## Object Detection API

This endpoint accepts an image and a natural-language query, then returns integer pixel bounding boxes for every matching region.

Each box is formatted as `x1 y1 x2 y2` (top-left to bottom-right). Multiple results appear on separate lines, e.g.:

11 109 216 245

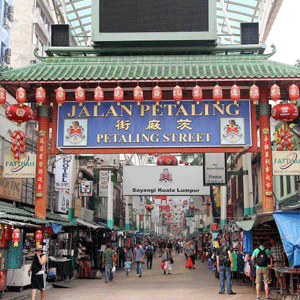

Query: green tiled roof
2 53 300 82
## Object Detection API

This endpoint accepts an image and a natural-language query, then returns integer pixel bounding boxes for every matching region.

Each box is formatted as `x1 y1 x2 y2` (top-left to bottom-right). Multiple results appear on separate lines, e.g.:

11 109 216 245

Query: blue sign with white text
57 100 252 148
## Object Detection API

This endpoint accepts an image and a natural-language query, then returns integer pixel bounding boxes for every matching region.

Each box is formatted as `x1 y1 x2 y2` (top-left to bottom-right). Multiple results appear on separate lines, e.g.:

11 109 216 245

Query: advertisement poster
3 153 36 178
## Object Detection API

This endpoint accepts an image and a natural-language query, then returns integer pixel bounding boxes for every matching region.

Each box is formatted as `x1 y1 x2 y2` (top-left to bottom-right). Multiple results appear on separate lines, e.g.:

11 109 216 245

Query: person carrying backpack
216 239 236 295
145 242 154 269
251 240 273 300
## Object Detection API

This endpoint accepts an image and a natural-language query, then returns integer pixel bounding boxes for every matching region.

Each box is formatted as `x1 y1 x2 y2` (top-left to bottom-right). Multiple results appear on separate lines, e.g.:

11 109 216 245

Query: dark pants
147 255 153 269
190 254 196 265
219 266 232 294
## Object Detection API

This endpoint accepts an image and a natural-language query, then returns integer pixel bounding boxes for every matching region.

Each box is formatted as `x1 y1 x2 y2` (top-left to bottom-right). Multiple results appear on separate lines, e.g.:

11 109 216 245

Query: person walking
28 245 47 300
163 241 174 274
185 241 196 268
251 240 273 300
133 242 145 277
124 257 132 276
270 237 287 292
145 242 154 269
216 239 236 295
102 243 117 283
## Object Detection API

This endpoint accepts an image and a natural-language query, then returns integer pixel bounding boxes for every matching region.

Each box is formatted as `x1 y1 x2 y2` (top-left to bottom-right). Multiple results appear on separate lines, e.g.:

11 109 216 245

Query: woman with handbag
163 241 174 274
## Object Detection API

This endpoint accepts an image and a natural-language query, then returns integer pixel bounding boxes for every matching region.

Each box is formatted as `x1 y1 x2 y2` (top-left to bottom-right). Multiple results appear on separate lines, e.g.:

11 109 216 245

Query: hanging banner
123 166 210 196
203 153 227 185
99 170 109 197
57 100 252 149
272 151 300 175
55 155 74 190
3 153 36 178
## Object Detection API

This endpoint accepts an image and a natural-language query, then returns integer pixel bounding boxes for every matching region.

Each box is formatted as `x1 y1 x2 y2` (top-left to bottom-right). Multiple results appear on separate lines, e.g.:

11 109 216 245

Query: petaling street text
66 102 240 118
97 133 212 144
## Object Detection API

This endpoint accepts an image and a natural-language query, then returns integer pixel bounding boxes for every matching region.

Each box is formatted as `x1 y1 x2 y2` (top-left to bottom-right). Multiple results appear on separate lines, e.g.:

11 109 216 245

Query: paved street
42 253 256 300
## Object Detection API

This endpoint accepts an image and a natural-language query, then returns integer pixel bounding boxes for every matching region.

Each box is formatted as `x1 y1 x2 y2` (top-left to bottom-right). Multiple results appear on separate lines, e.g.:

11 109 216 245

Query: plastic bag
185 256 194 269
112 266 116 273
161 261 165 270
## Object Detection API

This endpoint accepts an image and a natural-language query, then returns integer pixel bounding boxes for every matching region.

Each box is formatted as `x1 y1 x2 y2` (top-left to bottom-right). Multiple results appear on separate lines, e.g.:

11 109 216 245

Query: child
124 258 132 276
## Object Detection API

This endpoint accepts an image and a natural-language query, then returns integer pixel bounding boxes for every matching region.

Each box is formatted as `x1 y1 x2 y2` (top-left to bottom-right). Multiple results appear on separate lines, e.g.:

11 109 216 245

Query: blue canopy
273 211 300 268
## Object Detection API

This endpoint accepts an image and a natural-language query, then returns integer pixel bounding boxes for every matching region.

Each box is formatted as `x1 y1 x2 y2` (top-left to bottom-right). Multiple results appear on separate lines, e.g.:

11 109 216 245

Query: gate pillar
259 82 274 213
34 95 50 220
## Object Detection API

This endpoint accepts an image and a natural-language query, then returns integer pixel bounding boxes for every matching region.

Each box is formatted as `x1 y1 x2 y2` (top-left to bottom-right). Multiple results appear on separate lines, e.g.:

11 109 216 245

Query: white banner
55 191 70 214
132 196 145 214
99 170 109 197
203 153 227 185
272 151 300 175
3 153 36 178
55 155 74 190
123 166 210 196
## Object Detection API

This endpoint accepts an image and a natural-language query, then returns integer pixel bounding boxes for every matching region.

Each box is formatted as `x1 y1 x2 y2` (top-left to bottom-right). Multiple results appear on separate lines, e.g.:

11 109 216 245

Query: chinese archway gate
1 45 300 219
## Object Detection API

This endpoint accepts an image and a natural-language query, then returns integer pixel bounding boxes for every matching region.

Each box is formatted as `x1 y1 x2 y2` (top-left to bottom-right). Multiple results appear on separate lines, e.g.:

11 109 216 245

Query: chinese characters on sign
262 129 273 196
36 135 46 197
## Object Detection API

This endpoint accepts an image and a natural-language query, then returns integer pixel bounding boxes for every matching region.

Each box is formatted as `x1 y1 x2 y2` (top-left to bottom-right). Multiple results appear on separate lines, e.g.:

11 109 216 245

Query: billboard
123 166 210 196
203 153 227 185
272 151 300 175
3 153 36 178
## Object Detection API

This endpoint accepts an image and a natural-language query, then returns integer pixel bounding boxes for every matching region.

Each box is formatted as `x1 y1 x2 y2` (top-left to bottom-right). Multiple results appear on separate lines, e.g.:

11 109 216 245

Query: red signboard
226 205 234 219
36 135 46 197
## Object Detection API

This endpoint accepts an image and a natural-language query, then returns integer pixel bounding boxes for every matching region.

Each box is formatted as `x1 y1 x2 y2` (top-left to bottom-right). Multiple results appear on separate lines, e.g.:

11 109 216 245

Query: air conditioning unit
4 56 10 64
7 6 14 22
4 48 11 57
2 18 10 29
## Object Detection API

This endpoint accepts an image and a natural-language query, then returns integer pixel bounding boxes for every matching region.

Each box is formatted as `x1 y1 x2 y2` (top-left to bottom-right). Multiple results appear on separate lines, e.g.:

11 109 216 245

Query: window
280 176 284 197
287 175 291 194
22 178 35 205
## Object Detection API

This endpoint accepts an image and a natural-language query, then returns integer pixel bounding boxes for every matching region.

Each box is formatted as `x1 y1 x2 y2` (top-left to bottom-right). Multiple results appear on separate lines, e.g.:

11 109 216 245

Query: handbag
185 256 194 269
161 261 165 270
111 266 116 273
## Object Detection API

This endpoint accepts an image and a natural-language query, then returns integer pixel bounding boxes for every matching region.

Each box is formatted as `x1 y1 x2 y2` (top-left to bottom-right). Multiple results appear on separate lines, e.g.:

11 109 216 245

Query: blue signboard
57 100 252 149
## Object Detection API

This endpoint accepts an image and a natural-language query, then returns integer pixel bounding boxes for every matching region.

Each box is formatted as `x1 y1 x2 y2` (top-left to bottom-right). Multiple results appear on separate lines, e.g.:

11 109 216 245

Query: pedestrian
28 245 47 300
124 257 132 276
145 242 154 269
163 241 174 275
102 243 117 283
270 237 287 292
216 239 236 295
185 241 196 268
251 240 273 300
124 247 133 261
133 242 145 277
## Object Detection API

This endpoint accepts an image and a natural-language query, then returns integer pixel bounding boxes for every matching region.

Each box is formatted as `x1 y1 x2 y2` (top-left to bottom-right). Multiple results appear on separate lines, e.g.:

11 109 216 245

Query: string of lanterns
0 83 299 108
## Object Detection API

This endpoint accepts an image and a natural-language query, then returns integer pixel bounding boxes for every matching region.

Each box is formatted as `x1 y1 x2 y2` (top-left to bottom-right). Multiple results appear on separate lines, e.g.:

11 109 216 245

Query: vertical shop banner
36 135 46 197
55 155 74 190
99 170 109 197
203 153 227 185
3 153 36 178
0 167 22 202
262 131 273 196
79 181 93 196
74 197 82 218
55 191 70 214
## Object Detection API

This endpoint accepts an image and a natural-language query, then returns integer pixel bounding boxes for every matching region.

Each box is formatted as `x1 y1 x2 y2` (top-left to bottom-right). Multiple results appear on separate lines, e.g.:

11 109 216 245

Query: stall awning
235 219 255 231
273 211 300 268
77 219 104 229
0 219 40 228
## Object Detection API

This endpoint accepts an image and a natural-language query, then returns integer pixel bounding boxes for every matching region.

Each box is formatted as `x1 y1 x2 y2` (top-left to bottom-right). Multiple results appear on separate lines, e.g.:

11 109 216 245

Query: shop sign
55 155 74 190
262 130 273 196
79 181 93 196
57 100 252 149
123 166 210 196
3 153 36 178
203 153 227 185
272 151 300 175
36 134 46 197
99 170 108 197
227 204 234 219
55 191 70 214
74 197 81 218
0 167 22 202
216 186 221 207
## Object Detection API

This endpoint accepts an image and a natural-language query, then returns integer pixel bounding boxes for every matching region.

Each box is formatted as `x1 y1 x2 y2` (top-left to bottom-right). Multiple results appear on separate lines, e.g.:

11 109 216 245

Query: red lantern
36 87 46 106
213 85 222 104
249 84 259 105
134 85 143 105
0 87 6 105
5 104 33 124
157 155 178 166
289 84 299 104
185 162 189 166
75 87 85 106
179 160 183 164
56 87 66 106
16 87 26 106
114 86 123 105
271 102 299 122
192 85 202 104
12 228 21 247
173 85 183 104
152 85 162 105
189 205 195 210
35 230 43 246
146 205 154 211
94 86 104 105
154 153 159 157
183 200 188 205
230 84 240 105
270 84 280 102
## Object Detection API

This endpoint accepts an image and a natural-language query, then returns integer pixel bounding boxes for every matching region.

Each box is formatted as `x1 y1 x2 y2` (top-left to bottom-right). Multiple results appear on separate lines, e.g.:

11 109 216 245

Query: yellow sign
216 186 221 207
74 197 81 218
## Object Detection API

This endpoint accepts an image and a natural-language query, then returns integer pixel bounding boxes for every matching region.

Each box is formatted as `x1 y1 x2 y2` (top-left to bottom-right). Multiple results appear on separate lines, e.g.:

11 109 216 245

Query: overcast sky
266 0 300 65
